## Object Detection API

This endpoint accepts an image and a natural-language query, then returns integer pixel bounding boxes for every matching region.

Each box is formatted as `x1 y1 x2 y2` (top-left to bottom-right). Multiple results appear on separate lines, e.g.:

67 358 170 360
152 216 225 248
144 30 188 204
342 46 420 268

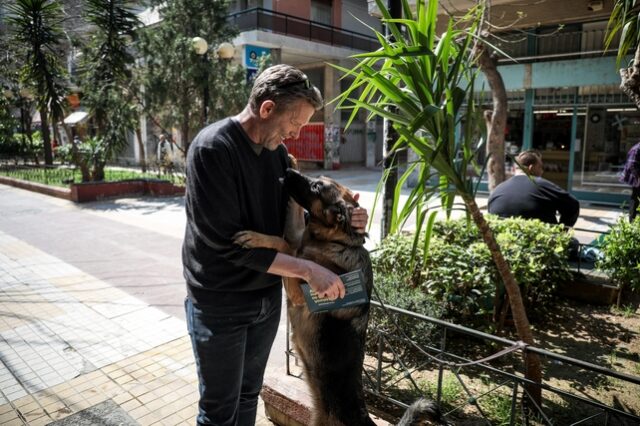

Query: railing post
510 381 519 426
376 332 383 393
437 326 446 404
285 313 291 376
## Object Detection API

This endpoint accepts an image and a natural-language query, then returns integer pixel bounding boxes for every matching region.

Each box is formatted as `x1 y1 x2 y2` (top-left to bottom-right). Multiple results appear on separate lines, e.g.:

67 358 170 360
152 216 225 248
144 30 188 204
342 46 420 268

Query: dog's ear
324 201 358 236
326 204 347 224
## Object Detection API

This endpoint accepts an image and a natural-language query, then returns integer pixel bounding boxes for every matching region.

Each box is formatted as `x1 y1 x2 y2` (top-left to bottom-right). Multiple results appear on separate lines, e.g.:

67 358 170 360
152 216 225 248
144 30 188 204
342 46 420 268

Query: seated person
488 150 580 228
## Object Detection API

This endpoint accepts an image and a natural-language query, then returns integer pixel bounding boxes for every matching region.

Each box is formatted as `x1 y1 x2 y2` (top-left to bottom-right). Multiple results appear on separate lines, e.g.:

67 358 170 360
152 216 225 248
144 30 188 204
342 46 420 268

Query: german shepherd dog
234 168 448 426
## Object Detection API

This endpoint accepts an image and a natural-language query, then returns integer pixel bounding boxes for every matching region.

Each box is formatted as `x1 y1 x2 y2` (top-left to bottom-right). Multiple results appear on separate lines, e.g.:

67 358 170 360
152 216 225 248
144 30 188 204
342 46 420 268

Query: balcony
227 7 379 52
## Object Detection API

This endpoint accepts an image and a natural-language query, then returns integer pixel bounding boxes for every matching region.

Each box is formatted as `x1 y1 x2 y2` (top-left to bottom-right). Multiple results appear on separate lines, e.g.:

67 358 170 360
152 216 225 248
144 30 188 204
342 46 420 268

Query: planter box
0 175 71 200
558 273 620 305
70 179 184 202
0 175 184 203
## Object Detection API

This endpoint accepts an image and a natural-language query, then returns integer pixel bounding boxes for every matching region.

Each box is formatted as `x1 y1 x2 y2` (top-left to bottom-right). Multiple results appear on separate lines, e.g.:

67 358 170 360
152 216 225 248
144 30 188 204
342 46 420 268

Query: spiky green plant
6 0 68 165
77 0 141 181
605 0 640 108
335 0 542 405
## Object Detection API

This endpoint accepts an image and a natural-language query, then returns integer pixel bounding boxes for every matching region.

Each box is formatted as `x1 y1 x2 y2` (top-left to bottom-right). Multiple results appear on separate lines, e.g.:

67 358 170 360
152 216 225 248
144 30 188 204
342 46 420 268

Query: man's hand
306 262 346 300
351 193 369 234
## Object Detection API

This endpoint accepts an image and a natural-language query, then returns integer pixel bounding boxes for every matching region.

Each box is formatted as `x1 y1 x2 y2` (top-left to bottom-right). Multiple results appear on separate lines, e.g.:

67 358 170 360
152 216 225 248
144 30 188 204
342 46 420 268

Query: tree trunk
475 43 507 192
619 44 640 108
135 127 147 172
181 114 190 154
71 137 91 182
462 194 542 406
40 107 54 165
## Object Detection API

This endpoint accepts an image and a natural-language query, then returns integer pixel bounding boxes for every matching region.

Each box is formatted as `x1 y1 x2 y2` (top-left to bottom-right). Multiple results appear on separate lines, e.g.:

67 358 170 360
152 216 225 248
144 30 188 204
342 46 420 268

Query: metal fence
286 301 640 425
0 160 185 187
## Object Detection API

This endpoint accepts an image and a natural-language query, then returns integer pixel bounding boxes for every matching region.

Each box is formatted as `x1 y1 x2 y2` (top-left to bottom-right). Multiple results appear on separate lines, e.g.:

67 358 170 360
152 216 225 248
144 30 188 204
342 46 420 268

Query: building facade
468 0 636 205
225 0 385 169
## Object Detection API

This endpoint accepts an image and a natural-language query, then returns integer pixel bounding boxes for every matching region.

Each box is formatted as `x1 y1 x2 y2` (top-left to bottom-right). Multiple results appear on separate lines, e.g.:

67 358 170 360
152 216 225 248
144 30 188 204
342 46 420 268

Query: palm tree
606 0 640 108
77 0 141 181
335 0 542 405
7 0 67 166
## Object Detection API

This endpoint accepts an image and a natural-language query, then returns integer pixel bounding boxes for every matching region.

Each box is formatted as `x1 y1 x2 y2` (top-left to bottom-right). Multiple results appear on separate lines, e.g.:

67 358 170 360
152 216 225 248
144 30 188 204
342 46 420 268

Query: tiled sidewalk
0 230 273 425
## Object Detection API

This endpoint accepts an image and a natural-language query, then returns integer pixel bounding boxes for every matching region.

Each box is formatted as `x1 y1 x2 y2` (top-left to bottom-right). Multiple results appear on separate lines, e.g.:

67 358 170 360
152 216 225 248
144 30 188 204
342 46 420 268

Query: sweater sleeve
186 143 276 273
540 179 580 227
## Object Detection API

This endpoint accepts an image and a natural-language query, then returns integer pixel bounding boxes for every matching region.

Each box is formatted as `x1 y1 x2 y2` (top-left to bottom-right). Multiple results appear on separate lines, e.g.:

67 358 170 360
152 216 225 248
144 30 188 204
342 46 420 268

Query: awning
63 111 89 125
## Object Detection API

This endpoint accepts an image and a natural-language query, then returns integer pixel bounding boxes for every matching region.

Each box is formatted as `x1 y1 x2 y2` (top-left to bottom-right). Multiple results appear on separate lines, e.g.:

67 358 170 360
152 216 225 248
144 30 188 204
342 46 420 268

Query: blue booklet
300 269 369 313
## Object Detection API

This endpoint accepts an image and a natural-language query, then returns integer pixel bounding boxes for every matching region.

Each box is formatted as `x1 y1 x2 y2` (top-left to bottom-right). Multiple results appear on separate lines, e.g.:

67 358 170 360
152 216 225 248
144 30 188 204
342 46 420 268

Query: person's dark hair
248 64 324 114
517 150 542 168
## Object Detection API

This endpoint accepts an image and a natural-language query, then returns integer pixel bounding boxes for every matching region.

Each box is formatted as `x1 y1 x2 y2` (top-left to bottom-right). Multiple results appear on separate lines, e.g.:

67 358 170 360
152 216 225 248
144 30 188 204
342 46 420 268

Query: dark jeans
185 285 282 426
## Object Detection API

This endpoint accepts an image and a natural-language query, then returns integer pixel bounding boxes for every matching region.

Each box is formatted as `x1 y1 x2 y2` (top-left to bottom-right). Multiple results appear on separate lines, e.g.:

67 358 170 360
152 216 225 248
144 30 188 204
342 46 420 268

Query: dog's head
283 168 363 244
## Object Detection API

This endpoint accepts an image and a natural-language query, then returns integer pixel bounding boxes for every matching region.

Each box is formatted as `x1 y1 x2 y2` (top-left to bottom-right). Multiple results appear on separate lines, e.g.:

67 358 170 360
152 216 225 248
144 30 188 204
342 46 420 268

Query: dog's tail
397 398 450 426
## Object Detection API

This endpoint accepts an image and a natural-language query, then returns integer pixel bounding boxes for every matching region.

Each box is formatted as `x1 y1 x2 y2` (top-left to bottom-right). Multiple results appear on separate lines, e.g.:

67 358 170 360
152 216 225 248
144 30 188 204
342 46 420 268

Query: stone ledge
261 374 391 426
559 273 620 305
0 175 184 203
0 175 72 200
261 374 311 426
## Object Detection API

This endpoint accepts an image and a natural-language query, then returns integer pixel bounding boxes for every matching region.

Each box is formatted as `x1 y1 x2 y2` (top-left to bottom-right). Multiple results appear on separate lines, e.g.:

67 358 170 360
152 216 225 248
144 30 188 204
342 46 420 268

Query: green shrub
596 216 640 293
12 131 43 159
369 271 442 351
371 216 572 324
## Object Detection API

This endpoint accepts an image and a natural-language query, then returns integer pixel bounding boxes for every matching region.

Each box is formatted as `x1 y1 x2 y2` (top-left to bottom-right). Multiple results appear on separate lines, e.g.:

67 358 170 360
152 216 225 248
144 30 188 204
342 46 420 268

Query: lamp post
192 37 235 125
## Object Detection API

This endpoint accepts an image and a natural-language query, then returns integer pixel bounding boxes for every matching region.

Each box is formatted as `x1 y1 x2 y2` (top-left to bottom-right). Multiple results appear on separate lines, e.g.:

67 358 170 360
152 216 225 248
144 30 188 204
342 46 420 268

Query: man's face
260 99 316 151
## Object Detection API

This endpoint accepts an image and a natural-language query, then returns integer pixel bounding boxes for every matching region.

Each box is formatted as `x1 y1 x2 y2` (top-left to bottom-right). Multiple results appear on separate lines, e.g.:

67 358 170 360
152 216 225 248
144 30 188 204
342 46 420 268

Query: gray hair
516 150 542 167
248 64 324 114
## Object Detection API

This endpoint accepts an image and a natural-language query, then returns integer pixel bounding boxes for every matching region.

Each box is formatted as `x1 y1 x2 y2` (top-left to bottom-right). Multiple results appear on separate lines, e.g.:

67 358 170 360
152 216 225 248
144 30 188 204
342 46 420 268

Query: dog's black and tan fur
234 166 447 426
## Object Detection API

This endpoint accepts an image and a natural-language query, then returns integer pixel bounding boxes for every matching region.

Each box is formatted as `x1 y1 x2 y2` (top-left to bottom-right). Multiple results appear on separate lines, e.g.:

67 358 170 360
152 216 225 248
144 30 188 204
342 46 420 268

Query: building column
323 64 341 169
270 48 281 65
567 89 579 191
523 89 534 150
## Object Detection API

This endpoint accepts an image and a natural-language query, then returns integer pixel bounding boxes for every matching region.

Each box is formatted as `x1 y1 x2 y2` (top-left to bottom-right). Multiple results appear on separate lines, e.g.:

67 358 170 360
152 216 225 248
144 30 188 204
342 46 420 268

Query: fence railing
286 301 640 424
0 160 185 187
226 7 379 52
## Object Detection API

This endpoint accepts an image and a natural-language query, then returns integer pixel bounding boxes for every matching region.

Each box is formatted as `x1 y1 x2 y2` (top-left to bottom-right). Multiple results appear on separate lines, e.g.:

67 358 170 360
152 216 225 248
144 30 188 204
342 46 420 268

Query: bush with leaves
12 131 43 161
596 216 640 293
371 216 572 325
368 271 442 354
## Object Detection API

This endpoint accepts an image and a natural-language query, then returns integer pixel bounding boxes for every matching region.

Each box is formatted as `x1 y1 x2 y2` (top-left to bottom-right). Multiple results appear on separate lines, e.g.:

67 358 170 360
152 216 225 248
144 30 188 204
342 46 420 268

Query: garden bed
361 293 640 425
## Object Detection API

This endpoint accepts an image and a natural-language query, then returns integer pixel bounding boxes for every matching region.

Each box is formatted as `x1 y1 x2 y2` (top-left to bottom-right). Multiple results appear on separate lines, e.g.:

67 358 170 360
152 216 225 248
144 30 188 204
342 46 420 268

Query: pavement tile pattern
0 230 273 425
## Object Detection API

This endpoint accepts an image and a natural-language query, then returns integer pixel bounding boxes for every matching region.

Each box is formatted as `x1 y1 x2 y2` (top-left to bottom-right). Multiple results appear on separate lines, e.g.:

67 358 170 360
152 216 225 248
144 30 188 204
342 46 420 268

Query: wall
476 56 627 92
342 0 379 35
273 0 310 19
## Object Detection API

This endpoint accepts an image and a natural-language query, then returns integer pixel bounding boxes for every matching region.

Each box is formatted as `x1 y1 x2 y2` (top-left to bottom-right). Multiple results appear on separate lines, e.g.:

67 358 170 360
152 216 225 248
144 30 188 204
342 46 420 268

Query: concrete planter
70 179 184 202
0 175 184 203
558 273 620 305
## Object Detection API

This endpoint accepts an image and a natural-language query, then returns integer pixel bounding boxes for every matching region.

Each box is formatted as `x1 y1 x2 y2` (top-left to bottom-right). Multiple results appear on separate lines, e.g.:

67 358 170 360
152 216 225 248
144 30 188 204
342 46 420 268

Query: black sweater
488 175 580 227
182 118 289 304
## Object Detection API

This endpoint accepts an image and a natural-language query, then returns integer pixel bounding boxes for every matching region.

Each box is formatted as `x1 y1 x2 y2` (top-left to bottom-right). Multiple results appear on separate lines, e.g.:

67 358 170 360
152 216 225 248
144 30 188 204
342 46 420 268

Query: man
620 141 640 221
182 64 368 426
156 134 175 174
488 150 580 227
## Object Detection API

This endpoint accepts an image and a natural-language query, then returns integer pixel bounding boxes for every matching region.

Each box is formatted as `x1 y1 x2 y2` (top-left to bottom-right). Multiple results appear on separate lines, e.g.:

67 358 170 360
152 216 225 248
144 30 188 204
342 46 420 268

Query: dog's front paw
233 230 260 248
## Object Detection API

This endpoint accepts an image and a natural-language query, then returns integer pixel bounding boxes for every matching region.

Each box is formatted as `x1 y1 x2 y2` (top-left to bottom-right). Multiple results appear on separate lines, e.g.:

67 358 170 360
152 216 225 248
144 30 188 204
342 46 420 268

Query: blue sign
245 45 271 69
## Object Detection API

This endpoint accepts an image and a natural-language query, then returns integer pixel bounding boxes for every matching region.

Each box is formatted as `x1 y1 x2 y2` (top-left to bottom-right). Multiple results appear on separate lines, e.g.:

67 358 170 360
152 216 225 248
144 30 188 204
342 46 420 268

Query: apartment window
311 0 332 26
229 0 262 13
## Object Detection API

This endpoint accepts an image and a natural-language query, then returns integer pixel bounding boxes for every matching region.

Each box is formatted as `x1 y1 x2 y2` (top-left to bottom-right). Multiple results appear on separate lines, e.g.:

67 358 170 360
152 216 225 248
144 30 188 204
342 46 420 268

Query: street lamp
192 37 235 125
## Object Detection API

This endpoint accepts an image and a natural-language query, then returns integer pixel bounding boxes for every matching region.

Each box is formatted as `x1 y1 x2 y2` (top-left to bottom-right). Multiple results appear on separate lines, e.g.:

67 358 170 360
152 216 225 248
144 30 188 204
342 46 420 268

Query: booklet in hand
300 269 369 313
